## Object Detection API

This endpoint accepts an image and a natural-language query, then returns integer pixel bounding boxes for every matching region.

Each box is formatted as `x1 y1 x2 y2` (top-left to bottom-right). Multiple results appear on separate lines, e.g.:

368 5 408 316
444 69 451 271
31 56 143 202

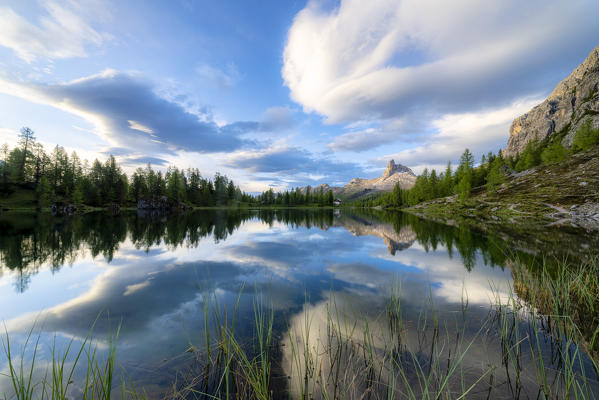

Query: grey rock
299 159 417 200
137 196 170 210
504 45 599 157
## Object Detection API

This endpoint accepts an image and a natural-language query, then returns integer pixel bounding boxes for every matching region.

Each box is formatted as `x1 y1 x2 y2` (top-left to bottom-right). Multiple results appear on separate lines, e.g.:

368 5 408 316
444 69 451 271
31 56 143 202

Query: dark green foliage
255 185 335 207
458 171 471 203
36 176 53 209
353 148 508 208
17 127 35 181
540 141 566 165
515 140 542 171
485 156 505 194
571 118 599 152
360 118 597 209
0 127 252 209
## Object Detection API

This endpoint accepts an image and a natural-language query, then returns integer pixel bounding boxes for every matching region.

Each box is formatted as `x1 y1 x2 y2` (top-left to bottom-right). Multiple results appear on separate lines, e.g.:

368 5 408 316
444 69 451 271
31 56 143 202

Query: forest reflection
0 208 535 293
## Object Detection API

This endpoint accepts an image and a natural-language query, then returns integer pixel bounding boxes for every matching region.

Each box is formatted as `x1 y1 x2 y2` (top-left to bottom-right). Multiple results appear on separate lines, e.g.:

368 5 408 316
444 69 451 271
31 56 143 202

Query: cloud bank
283 0 599 125
0 70 260 155
227 146 367 186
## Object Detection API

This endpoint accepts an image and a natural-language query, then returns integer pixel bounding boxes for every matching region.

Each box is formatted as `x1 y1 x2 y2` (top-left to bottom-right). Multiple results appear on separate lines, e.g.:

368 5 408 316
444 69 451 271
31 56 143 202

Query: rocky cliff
301 160 416 200
504 45 599 157
343 160 416 194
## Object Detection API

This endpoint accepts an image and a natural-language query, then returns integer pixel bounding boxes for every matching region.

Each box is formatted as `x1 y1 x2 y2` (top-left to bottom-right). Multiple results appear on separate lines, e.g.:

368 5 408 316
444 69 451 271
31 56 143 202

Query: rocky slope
504 45 599 157
303 160 416 200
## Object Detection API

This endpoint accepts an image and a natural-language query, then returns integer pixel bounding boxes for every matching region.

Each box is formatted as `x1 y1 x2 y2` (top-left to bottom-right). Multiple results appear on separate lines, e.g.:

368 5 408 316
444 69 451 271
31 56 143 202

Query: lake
0 209 597 399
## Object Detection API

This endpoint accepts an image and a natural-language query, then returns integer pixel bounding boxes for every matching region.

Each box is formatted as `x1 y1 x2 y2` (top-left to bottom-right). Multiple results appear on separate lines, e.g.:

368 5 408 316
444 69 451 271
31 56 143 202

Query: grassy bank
0 187 342 214
403 147 599 259
3 259 599 399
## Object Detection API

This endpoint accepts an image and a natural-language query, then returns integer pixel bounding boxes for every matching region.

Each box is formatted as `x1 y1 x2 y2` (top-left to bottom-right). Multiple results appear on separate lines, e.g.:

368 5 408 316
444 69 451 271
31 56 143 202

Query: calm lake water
0 209 597 399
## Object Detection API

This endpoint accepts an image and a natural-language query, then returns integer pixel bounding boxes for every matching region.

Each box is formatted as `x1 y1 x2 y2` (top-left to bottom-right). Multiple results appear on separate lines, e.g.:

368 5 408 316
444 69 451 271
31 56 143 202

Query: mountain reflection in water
0 209 596 398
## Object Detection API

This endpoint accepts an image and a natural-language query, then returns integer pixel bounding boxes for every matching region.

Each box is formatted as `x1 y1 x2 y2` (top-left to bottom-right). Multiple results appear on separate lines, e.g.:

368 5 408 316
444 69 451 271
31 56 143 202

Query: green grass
1 315 143 400
0 188 37 211
3 261 599 399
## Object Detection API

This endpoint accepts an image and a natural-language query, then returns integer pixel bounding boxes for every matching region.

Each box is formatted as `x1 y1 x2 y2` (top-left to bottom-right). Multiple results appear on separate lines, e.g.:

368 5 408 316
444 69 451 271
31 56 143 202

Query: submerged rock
137 196 170 210
51 202 75 216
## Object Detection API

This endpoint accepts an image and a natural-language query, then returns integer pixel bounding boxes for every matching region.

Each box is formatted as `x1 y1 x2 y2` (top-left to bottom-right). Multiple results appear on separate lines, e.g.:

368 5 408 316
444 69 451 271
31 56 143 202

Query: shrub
515 140 542 171
541 141 566 165
571 118 599 152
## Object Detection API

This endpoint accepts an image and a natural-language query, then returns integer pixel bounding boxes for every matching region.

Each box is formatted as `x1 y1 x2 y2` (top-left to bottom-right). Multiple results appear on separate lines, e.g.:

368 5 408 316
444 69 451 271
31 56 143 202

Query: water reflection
0 209 595 398
0 209 533 294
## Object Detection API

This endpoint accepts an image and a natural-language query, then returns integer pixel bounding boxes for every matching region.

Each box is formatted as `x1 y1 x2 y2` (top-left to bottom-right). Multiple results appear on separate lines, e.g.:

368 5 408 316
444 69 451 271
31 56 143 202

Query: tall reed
3 258 599 399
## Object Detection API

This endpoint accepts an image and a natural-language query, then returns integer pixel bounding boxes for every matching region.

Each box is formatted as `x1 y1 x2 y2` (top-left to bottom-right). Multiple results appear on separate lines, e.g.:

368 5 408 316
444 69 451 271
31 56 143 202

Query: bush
571 118 599 152
541 142 566 165
515 140 542 171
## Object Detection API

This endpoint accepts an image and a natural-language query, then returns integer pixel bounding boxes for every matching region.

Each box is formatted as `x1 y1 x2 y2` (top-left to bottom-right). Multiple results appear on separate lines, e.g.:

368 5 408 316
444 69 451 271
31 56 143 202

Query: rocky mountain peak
298 159 417 200
382 159 415 179
504 45 599 157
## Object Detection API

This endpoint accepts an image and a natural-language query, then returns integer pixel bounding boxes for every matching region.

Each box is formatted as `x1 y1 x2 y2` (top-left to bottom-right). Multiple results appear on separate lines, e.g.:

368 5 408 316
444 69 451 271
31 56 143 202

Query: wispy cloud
0 1 108 62
371 98 542 173
196 63 240 90
328 126 404 152
285 0 599 169
0 70 260 156
284 0 599 125
260 106 297 132
227 145 368 186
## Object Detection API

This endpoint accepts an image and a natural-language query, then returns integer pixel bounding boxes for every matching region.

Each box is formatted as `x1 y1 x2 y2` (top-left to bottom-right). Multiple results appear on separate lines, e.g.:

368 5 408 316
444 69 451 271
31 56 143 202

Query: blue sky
1 0 598 191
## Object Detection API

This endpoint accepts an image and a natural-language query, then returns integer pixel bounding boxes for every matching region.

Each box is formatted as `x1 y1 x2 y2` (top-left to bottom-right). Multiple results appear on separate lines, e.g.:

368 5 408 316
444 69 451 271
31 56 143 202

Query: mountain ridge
301 160 416 200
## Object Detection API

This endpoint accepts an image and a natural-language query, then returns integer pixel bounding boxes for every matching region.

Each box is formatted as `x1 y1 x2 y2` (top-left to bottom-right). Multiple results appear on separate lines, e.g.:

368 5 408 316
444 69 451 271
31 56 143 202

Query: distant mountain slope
302 160 416 200
504 45 599 157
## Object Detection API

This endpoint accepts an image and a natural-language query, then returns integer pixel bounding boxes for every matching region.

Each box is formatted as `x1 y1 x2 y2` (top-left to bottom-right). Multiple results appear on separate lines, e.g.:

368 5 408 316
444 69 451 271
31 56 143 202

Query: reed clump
3 259 599 399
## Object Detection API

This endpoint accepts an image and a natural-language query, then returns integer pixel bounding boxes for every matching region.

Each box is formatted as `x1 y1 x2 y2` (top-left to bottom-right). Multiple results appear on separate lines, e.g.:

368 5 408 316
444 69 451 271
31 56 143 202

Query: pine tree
37 175 53 209
18 127 35 182
326 190 334 205
72 178 85 206
441 161 453 196
458 170 471 204
486 157 505 194
0 143 9 188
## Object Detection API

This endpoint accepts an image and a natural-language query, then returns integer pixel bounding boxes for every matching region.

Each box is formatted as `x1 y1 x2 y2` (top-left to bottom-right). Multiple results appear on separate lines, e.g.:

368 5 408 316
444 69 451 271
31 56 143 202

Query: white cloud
283 0 599 126
328 125 404 152
196 63 240 90
0 1 107 62
0 70 255 155
373 97 541 173
260 106 297 131
128 120 155 135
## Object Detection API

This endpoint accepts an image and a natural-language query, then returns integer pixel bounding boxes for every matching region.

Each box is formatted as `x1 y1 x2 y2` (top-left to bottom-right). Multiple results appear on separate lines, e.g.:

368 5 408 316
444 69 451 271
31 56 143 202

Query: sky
0 0 598 192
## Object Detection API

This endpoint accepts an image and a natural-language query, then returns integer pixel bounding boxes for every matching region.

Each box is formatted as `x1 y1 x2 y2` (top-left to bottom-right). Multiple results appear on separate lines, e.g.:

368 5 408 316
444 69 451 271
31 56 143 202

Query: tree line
0 127 252 209
355 117 599 208
256 185 335 206
0 207 512 292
